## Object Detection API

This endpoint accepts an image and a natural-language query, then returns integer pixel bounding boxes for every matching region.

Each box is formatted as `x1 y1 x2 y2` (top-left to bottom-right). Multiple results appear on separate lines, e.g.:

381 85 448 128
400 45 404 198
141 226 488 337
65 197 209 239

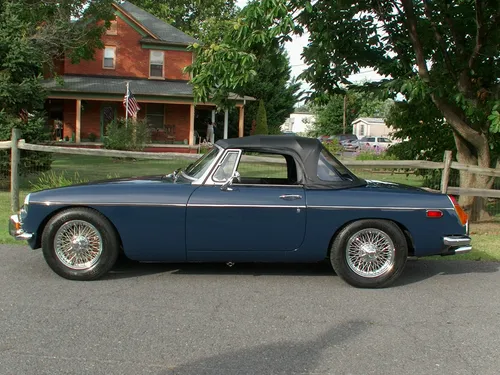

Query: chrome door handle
279 194 302 200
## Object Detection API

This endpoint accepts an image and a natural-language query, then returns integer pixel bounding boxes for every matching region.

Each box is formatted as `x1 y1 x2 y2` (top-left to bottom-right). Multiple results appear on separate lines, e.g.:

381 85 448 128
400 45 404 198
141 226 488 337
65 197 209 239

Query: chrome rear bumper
9 214 33 241
441 235 472 256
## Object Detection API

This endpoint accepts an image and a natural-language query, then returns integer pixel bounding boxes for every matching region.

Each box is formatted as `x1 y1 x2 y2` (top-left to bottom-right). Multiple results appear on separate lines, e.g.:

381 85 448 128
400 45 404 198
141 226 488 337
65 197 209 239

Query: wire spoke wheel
54 220 103 270
345 228 396 278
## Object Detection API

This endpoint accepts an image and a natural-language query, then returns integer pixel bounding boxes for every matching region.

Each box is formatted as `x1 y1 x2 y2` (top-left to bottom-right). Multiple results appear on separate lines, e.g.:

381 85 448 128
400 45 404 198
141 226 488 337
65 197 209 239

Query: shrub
88 132 97 142
253 100 268 135
103 118 151 151
322 139 343 155
30 171 88 191
0 113 53 182
355 148 398 160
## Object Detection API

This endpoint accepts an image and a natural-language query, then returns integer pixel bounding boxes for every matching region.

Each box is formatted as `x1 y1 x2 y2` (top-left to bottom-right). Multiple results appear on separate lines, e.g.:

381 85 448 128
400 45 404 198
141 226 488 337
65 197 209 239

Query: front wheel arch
41 206 122 280
35 206 124 253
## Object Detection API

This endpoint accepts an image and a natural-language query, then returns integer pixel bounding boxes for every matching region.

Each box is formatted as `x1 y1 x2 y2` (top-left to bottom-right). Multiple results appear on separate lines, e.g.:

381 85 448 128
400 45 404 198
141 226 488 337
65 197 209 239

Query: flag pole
125 82 129 128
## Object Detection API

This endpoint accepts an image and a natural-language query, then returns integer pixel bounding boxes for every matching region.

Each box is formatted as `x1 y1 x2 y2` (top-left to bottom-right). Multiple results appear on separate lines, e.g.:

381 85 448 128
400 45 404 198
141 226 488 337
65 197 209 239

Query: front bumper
441 235 472 256
9 214 33 241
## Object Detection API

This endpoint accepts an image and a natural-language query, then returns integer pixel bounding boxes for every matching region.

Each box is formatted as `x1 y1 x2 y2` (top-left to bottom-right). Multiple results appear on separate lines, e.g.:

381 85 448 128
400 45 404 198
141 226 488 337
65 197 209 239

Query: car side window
235 151 298 185
212 151 239 182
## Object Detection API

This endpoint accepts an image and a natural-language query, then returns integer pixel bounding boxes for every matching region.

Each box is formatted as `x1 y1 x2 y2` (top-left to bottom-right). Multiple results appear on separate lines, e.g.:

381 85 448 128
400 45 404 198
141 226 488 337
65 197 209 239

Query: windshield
183 147 220 179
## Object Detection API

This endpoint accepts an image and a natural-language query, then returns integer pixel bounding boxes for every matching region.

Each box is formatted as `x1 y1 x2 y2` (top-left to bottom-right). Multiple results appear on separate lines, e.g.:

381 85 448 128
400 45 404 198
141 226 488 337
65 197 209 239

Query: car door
185 149 307 254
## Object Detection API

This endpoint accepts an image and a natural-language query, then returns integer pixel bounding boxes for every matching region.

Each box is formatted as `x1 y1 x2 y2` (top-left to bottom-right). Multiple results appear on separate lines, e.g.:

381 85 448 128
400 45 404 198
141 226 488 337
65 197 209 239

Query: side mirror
220 171 240 191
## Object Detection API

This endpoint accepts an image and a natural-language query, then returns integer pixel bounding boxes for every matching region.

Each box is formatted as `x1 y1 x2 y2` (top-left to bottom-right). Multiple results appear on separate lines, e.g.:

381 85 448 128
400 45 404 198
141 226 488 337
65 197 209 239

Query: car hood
27 173 194 205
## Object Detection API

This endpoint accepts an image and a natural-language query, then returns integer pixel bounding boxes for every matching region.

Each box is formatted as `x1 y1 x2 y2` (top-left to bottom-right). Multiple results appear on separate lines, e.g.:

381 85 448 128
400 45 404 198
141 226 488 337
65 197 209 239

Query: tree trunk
453 132 493 222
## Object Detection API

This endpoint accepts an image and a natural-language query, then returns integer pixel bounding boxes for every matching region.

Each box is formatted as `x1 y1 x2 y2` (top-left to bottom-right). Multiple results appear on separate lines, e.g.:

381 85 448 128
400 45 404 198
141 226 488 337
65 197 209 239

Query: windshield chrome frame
203 149 242 186
181 144 226 185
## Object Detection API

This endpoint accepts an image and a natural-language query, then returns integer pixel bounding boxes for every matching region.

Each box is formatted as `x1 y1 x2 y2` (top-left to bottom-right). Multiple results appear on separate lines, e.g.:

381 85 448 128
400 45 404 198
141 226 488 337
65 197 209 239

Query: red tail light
448 195 468 226
426 210 443 218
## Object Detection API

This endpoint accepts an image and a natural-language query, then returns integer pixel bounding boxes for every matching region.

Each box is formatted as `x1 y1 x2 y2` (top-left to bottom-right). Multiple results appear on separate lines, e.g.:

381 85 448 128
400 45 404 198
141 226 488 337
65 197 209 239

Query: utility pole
343 94 347 133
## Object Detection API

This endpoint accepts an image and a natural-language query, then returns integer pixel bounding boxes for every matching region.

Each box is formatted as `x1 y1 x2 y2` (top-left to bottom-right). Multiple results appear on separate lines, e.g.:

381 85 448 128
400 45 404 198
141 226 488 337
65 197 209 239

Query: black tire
330 219 408 288
41 208 120 281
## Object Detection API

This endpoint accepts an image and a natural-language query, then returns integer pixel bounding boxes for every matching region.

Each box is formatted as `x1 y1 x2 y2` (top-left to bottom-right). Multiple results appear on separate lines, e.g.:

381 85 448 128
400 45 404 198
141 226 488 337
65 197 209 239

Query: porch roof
41 75 255 104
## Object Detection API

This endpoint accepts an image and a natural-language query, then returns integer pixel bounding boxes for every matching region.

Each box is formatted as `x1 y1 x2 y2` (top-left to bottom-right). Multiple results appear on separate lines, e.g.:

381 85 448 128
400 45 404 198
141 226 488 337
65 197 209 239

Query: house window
150 51 164 78
360 124 365 136
106 19 117 35
103 46 116 69
146 103 164 128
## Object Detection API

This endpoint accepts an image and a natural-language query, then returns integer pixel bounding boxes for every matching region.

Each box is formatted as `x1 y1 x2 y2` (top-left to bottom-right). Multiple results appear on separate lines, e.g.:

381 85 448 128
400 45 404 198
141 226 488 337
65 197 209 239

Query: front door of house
100 104 117 140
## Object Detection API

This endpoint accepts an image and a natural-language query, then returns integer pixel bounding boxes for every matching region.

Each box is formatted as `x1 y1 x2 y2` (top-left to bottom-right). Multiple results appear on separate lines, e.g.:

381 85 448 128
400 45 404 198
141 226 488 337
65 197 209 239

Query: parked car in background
359 136 393 150
334 134 358 143
340 139 360 151
10 135 471 288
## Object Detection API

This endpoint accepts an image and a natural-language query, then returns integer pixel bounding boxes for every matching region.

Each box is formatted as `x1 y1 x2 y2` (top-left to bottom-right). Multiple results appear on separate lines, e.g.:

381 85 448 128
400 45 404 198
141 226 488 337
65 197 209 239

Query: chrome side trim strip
33 202 456 211
34 201 186 208
309 205 456 211
188 204 307 209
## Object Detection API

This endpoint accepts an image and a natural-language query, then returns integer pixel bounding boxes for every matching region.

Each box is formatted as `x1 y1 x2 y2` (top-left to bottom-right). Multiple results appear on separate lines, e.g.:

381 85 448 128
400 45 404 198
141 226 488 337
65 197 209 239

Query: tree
253 100 268 135
0 0 115 180
308 94 358 136
186 0 500 221
132 0 300 136
308 92 394 137
387 98 456 162
386 97 458 189
234 45 302 135
130 0 239 42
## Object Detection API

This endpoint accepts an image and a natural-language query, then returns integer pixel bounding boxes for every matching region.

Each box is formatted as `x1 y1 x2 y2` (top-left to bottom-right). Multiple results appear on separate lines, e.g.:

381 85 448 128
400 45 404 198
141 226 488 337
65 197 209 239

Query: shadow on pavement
105 257 499 288
393 258 500 287
105 259 335 280
160 320 368 375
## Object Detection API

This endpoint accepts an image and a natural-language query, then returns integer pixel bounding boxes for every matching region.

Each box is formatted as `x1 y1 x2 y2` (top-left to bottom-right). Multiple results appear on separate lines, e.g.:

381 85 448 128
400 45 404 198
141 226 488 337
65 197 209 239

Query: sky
235 0 384 94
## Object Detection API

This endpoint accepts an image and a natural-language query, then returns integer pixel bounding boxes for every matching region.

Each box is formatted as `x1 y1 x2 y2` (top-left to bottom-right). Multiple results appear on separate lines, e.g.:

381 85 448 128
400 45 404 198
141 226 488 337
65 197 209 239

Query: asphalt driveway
1 245 499 375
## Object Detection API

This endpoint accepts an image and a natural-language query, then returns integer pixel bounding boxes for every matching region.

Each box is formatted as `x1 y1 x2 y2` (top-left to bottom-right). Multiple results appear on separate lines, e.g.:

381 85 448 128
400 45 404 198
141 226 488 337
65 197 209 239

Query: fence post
10 128 21 213
440 150 453 194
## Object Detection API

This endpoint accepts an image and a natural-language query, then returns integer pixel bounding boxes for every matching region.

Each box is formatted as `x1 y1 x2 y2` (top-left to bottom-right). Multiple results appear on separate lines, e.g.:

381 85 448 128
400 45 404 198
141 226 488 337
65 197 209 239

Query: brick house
42 1 251 150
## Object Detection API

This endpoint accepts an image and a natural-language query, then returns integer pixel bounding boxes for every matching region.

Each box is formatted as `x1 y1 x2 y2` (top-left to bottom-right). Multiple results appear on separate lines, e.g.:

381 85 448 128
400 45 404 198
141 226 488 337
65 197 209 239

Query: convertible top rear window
317 149 353 182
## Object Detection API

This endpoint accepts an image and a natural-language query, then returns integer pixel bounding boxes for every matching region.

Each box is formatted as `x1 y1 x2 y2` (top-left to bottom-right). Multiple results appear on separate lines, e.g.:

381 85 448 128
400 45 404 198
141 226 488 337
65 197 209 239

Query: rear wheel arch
327 218 411 288
327 218 414 258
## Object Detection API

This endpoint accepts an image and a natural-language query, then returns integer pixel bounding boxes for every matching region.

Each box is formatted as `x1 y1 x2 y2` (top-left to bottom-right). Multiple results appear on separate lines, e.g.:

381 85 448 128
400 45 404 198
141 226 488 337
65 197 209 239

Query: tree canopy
0 0 114 130
130 0 240 42
0 0 115 176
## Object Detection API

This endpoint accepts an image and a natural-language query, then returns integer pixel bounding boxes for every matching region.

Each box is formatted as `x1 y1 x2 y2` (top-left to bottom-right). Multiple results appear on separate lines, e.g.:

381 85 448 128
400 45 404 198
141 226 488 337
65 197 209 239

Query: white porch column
211 110 216 124
75 99 81 143
238 105 244 138
189 104 195 146
223 109 229 139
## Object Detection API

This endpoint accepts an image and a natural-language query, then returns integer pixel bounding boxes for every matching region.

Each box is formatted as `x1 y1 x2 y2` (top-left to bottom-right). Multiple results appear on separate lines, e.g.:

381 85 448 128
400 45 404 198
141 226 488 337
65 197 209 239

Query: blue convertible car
9 135 471 288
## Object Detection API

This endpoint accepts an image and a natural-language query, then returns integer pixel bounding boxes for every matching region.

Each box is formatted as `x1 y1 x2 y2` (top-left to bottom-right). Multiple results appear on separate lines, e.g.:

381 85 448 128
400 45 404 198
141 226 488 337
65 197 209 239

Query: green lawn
1 155 499 261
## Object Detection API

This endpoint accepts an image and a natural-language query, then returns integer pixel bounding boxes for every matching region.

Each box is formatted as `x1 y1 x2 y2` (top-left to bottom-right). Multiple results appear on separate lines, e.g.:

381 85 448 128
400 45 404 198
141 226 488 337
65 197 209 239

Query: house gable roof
114 1 199 46
352 117 386 125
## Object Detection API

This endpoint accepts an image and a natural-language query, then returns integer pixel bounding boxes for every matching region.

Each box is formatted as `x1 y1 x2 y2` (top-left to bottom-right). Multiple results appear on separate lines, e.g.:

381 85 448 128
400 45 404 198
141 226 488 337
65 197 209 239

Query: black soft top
216 135 366 189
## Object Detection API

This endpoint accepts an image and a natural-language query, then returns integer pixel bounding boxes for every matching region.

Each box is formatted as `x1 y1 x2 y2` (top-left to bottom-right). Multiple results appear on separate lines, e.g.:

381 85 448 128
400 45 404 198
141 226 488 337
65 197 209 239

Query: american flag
123 83 140 118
